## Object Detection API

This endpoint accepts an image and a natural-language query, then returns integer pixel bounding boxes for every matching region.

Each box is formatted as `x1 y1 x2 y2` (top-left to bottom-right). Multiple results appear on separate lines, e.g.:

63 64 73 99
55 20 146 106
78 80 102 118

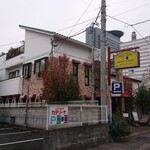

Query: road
0 127 43 150
87 130 150 150
0 126 150 150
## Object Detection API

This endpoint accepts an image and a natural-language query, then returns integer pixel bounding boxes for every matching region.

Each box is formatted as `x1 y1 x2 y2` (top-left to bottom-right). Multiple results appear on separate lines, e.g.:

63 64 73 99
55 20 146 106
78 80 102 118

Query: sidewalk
130 125 150 136
87 125 150 150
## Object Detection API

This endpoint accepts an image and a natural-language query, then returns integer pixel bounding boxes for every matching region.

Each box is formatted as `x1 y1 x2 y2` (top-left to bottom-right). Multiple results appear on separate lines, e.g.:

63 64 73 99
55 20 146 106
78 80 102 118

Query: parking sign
111 82 124 94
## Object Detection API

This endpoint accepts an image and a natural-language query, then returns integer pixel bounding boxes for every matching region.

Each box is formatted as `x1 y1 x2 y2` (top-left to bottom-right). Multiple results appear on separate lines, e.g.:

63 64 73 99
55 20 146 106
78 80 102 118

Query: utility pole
92 45 95 101
90 23 95 101
100 0 106 121
24 84 29 127
100 0 106 105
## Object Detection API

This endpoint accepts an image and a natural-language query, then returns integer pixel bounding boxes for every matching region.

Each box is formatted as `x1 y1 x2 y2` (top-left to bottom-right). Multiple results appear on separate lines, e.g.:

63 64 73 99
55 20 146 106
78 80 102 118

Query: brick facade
22 59 92 101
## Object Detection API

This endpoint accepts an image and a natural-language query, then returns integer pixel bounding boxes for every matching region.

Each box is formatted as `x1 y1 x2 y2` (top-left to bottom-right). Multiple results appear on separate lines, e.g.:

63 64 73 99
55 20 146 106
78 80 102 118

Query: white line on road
0 138 44 146
0 128 12 130
0 131 31 136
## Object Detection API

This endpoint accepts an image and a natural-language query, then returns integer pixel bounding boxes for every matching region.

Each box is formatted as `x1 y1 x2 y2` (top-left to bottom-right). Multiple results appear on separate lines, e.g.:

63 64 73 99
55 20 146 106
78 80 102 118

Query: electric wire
56 17 96 32
51 0 96 55
110 3 150 18
1 1 150 50
143 0 150 8
69 7 101 39
66 0 95 37
107 15 150 46
131 19 150 26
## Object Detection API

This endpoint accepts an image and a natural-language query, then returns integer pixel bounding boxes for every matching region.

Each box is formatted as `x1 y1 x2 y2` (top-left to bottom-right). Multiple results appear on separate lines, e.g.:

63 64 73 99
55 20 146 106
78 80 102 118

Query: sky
0 0 150 53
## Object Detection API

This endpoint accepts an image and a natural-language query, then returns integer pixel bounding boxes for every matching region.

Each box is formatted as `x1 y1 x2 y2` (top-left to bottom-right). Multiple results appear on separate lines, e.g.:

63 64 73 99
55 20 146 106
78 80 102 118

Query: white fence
0 102 46 108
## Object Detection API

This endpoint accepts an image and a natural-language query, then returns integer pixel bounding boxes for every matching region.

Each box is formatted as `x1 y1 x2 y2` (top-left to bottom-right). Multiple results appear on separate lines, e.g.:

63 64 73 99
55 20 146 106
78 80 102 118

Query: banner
49 106 68 125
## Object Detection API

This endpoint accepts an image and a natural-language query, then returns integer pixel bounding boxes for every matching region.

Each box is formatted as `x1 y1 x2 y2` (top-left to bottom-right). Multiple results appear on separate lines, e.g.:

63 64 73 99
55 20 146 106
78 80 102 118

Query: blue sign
111 82 124 94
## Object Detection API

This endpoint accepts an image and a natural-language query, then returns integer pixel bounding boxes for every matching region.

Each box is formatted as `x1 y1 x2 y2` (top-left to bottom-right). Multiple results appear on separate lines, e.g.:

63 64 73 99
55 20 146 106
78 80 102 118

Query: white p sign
112 82 124 94
114 83 120 90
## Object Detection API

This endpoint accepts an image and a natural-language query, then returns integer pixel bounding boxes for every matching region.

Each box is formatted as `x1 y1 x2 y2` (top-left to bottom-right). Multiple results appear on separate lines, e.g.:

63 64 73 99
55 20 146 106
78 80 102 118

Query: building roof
111 73 142 83
19 25 92 49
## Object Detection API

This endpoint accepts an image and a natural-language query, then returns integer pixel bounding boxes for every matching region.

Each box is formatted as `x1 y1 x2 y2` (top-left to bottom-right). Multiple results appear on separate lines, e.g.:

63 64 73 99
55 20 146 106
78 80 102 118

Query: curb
130 130 150 137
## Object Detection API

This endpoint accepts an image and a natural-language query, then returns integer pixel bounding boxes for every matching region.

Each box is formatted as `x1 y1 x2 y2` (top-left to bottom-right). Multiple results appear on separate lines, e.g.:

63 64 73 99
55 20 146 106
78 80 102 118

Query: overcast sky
0 0 150 53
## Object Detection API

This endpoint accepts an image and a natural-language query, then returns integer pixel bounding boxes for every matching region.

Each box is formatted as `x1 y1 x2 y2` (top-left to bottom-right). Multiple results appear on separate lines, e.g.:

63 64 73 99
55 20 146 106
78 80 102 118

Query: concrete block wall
0 105 107 129
0 107 47 129
43 124 109 150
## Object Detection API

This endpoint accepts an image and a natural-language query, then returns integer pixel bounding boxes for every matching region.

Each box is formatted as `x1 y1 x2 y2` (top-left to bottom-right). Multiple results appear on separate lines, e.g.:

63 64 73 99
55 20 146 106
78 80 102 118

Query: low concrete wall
43 124 109 150
0 105 108 130
0 107 47 129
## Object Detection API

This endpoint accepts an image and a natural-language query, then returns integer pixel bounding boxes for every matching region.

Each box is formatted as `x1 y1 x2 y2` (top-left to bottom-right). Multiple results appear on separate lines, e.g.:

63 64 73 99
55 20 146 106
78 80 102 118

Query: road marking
0 138 44 146
0 131 31 136
0 128 12 130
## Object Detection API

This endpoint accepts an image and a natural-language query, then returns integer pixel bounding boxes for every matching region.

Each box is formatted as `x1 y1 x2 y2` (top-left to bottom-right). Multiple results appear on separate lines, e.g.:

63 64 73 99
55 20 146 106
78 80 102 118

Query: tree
41 55 81 103
133 85 150 113
134 69 150 113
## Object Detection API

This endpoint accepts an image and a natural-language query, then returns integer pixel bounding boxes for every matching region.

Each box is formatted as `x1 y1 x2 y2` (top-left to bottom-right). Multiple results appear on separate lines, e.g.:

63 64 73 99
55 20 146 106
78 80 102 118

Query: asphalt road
87 130 150 150
0 127 43 150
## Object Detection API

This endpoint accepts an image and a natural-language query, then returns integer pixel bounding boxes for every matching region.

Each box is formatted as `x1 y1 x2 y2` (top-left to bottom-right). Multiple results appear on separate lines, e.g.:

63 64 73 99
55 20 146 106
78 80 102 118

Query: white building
0 26 141 104
0 25 93 103
121 32 150 81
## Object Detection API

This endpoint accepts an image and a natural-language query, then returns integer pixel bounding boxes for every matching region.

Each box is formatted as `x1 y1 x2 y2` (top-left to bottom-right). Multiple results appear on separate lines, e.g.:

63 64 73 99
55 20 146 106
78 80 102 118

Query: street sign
111 82 124 94
114 51 140 69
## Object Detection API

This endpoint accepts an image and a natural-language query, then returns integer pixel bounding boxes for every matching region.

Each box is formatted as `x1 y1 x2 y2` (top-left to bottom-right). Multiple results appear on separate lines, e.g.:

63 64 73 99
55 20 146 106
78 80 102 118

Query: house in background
0 25 95 103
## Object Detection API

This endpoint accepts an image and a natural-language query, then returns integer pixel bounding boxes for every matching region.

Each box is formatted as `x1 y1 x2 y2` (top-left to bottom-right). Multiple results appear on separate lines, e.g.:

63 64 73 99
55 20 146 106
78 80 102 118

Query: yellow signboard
114 51 140 69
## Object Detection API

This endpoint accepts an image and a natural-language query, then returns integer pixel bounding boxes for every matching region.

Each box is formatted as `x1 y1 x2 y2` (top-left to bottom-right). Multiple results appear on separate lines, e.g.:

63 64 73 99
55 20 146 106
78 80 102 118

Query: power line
52 0 97 55
0 41 22 48
0 17 97 50
143 0 150 8
131 19 150 26
53 6 102 55
110 3 149 18
107 15 150 46
66 0 95 37
56 17 96 32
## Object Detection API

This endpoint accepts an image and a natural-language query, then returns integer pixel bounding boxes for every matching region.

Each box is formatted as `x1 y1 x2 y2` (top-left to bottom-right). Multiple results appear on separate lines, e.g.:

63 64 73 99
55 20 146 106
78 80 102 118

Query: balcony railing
0 77 23 96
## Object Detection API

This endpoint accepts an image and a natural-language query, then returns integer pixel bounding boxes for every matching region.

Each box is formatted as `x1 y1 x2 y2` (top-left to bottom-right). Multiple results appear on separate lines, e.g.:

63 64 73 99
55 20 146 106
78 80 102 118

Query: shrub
109 114 131 141
133 85 150 113
41 55 81 102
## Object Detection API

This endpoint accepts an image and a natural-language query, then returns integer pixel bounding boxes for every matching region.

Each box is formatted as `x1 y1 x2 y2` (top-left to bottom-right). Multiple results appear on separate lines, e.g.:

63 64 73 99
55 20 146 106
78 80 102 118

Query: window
73 63 78 82
34 57 48 75
9 70 20 79
23 63 32 78
85 65 89 86
128 69 134 75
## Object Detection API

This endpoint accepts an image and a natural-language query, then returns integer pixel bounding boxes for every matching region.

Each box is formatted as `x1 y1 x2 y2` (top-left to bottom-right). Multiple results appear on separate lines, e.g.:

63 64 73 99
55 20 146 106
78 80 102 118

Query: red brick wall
22 61 92 100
